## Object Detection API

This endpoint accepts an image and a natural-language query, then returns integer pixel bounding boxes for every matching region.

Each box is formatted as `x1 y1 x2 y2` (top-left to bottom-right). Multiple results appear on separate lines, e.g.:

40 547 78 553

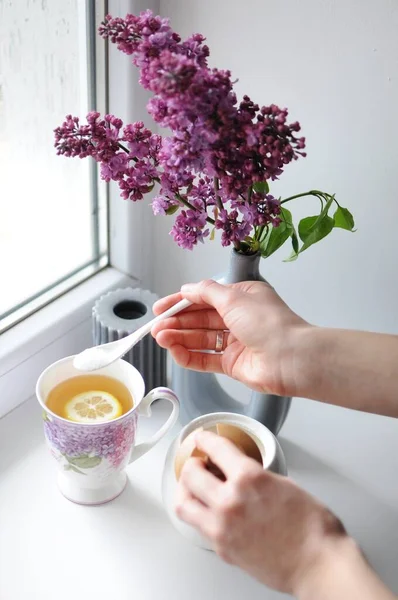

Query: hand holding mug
176 430 350 597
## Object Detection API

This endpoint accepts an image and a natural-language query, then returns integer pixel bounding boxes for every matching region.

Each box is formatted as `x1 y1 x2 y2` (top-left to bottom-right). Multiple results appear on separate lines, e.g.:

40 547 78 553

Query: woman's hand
176 431 351 596
152 279 308 397
153 279 398 416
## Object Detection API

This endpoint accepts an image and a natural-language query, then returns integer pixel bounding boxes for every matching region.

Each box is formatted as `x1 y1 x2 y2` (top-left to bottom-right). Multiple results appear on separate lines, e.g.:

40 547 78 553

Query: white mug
162 411 287 550
36 355 179 505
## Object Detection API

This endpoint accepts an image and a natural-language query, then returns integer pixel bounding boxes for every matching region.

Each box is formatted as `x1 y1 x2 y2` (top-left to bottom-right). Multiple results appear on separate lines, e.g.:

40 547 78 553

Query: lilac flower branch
54 10 354 257
214 178 223 211
260 225 270 243
175 192 215 225
281 190 331 206
117 142 131 155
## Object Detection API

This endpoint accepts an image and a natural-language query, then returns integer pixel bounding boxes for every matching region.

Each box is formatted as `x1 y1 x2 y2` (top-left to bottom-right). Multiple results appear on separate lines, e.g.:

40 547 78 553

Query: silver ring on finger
215 330 225 353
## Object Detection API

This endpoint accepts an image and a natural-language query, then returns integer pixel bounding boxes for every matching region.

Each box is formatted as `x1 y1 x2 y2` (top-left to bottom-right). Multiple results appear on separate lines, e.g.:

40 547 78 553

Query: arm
295 327 398 417
153 280 398 418
152 281 398 417
176 432 397 599
297 539 397 600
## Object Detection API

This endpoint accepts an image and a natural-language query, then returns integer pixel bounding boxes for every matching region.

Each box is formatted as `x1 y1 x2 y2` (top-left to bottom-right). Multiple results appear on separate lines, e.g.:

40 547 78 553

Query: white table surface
1 394 398 600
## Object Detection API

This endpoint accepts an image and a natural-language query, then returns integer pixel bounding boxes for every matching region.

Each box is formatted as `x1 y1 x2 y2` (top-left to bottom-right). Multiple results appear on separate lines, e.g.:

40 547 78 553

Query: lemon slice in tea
64 391 123 423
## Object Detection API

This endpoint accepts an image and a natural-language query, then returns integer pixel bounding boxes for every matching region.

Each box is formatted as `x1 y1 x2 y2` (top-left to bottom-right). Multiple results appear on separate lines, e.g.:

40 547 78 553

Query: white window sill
0 267 135 418
0 395 189 600
1 394 398 599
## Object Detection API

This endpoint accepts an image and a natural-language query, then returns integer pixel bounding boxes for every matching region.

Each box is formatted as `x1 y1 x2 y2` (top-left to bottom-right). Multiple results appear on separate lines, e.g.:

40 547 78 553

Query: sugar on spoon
73 297 192 372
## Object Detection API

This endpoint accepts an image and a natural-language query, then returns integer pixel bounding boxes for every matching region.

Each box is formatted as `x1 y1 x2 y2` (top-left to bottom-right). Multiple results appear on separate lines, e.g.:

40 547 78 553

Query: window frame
0 0 160 417
0 0 109 335
0 268 135 419
107 0 159 284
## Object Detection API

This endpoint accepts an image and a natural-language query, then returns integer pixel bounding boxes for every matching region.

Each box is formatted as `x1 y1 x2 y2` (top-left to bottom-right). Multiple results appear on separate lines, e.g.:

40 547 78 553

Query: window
0 0 157 419
0 0 108 334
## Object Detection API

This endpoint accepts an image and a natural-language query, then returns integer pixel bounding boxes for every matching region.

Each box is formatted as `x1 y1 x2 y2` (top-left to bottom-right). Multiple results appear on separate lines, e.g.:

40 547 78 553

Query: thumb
181 279 237 316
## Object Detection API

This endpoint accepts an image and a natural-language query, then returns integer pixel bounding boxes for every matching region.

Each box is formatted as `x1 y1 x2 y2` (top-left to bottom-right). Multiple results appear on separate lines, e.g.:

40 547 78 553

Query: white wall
150 0 398 336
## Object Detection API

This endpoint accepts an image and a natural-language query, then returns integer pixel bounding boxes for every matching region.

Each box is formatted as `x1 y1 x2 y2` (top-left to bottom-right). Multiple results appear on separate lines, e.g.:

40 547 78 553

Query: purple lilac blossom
55 10 307 251
215 209 252 247
151 195 181 215
233 193 281 227
170 209 209 249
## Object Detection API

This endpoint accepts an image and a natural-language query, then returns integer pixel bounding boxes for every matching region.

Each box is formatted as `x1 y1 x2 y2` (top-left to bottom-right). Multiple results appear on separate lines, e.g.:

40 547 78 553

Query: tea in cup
162 411 287 549
37 355 179 505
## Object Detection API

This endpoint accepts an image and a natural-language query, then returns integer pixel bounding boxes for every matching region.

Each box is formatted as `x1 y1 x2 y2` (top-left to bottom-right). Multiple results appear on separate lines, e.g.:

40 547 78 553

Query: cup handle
129 387 180 463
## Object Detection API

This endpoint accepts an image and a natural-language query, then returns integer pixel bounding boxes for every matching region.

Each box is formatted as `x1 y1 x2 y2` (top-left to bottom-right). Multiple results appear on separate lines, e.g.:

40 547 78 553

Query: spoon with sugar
73 297 192 372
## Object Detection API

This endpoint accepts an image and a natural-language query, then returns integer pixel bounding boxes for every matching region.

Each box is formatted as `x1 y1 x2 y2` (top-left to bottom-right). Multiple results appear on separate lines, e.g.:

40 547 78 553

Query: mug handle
129 387 180 463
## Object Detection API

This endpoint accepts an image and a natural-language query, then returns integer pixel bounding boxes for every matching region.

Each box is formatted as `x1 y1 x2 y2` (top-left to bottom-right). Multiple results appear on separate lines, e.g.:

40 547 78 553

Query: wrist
295 535 394 600
279 324 321 398
284 324 329 399
294 536 362 600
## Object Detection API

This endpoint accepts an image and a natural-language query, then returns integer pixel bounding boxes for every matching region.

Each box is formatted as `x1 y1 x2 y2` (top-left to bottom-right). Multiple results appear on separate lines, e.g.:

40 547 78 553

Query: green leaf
253 181 270 195
283 232 300 262
298 197 334 243
42 411 51 422
291 231 299 254
260 225 290 258
284 249 299 262
333 206 355 231
298 215 319 242
321 194 335 216
66 455 102 469
260 216 292 258
210 227 216 241
64 463 85 475
260 208 297 258
280 207 293 225
259 226 271 253
298 214 335 253
165 204 179 216
251 240 261 253
69 465 86 475
279 210 299 261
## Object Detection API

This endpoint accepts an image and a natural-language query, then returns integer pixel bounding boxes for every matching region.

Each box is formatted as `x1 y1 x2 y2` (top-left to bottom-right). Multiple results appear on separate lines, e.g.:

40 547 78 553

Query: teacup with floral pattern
36 355 179 505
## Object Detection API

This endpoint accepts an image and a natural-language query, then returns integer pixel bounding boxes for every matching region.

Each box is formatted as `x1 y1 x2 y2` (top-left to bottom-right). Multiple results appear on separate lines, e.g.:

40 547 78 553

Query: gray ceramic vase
171 249 292 435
